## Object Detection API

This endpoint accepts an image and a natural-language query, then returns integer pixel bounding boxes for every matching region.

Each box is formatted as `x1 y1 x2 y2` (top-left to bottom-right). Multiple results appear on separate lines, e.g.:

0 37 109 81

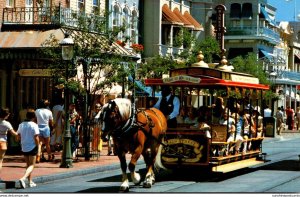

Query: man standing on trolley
153 86 180 128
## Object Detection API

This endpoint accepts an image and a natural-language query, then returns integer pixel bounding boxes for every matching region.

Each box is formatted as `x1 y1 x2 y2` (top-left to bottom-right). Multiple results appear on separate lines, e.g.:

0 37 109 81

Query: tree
40 11 137 110
230 53 278 101
230 53 269 85
139 36 221 77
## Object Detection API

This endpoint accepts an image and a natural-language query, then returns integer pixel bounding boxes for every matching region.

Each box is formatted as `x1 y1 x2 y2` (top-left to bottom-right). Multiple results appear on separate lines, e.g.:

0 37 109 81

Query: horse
100 98 167 192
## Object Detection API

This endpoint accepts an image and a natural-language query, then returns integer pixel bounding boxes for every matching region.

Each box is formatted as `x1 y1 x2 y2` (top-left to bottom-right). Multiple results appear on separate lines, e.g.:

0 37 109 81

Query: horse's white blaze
131 171 141 185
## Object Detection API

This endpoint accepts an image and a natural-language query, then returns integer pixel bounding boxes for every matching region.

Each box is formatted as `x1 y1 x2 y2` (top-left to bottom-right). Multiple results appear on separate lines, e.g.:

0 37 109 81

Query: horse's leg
119 153 130 192
128 147 142 185
142 147 156 188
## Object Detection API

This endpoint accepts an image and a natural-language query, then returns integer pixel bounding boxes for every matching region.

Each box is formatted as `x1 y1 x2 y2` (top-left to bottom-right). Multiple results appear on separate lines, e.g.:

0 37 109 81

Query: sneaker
19 179 26 189
29 182 37 188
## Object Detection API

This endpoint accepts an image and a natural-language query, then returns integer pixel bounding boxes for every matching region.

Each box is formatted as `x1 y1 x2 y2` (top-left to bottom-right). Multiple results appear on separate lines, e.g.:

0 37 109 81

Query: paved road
4 133 300 193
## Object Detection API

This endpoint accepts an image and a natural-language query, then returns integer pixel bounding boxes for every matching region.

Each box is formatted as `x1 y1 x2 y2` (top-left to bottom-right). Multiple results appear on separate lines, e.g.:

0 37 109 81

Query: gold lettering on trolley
162 138 204 163
163 75 201 84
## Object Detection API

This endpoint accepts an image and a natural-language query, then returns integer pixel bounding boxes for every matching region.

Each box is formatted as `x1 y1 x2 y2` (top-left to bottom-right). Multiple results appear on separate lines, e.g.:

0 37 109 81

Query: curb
9 160 144 189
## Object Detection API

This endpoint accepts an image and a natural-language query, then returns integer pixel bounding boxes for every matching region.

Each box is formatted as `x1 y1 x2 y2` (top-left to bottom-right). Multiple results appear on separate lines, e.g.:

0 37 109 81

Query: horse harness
107 100 166 147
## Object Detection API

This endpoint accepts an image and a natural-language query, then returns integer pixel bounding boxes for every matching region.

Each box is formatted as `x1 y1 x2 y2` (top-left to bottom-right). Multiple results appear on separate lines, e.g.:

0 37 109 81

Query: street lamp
60 33 74 168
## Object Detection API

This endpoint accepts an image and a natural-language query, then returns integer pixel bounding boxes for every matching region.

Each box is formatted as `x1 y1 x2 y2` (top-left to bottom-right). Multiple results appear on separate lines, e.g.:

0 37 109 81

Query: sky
268 0 300 22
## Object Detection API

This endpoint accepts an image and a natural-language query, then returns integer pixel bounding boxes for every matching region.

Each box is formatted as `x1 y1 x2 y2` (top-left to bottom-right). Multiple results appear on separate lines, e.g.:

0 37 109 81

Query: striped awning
0 29 137 59
162 4 184 25
183 11 204 31
173 8 194 29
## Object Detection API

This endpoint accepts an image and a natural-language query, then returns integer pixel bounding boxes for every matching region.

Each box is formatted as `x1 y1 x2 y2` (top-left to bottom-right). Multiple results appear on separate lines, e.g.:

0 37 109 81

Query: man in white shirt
264 105 272 117
153 86 180 128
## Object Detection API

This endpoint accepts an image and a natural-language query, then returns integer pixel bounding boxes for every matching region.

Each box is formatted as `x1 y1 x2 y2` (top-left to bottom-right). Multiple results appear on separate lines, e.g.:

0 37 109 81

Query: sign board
163 75 201 83
19 69 52 77
231 74 259 84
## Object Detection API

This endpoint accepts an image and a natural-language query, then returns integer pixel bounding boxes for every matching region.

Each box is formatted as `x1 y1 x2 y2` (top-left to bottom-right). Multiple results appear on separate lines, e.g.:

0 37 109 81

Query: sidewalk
1 144 128 189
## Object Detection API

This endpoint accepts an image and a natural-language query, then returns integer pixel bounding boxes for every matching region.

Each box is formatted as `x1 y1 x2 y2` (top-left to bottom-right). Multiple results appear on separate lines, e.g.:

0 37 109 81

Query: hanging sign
19 69 52 77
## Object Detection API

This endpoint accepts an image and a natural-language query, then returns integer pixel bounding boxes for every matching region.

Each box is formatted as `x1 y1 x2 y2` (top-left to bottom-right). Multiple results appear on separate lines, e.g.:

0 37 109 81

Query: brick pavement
0 144 127 189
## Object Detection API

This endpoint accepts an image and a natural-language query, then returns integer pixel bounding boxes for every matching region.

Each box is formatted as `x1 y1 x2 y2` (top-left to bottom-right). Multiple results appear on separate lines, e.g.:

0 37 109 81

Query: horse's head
100 98 132 142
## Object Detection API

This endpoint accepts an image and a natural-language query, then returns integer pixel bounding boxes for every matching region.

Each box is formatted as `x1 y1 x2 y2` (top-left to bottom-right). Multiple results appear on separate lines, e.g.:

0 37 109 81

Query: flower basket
131 43 144 53
116 40 126 47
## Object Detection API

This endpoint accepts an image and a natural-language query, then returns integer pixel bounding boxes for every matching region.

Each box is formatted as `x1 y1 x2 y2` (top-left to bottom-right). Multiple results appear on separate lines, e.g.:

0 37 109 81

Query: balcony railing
225 26 280 44
2 6 106 32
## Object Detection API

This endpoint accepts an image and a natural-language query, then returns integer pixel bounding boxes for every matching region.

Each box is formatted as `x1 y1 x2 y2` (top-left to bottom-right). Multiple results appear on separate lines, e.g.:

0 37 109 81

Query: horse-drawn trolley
144 57 269 173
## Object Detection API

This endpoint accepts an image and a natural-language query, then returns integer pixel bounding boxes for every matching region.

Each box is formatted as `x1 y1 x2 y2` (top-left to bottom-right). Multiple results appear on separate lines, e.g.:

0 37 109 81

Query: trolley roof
145 67 269 90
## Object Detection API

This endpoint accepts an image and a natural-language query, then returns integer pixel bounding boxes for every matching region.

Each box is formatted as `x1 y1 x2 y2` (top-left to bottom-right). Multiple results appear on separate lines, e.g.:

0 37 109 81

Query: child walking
17 109 40 188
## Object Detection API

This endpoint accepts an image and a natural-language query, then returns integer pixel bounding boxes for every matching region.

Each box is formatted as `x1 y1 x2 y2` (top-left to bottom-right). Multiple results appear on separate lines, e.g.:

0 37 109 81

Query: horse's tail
154 144 167 172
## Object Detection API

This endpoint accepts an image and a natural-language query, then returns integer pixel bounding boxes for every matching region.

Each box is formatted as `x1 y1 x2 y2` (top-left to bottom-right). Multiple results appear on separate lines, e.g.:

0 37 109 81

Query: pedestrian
19 103 29 123
0 108 18 180
295 107 300 131
69 103 80 158
276 107 284 135
285 106 294 130
51 98 64 152
91 103 102 152
263 105 272 117
35 99 54 162
17 109 39 189
153 86 180 128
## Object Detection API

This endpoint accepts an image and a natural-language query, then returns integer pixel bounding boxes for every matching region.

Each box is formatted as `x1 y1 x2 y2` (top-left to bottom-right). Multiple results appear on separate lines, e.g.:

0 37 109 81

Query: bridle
101 100 136 138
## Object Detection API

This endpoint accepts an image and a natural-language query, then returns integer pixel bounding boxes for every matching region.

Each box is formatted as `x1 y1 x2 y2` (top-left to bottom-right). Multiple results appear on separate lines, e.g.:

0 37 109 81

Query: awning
0 29 64 48
184 11 204 31
260 6 276 26
173 8 194 29
259 49 275 61
162 4 184 25
0 29 137 58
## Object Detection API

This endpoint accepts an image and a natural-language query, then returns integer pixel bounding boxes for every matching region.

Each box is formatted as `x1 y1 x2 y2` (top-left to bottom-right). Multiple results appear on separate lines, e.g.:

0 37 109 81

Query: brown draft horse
100 98 167 192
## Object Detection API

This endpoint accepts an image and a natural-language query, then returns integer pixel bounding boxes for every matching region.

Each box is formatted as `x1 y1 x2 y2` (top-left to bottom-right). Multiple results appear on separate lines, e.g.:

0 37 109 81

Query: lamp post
60 33 74 168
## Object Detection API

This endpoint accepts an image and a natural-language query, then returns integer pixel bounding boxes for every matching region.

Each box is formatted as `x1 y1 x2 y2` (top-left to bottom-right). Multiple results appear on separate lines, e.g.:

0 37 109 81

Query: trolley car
144 56 269 173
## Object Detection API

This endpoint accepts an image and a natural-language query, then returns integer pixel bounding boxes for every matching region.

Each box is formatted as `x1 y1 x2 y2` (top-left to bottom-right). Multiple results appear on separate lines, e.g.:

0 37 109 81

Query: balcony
159 44 184 58
225 26 280 45
2 6 106 32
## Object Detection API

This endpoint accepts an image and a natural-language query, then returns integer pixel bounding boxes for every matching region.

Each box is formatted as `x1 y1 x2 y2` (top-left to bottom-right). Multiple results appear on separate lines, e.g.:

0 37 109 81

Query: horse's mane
113 98 132 121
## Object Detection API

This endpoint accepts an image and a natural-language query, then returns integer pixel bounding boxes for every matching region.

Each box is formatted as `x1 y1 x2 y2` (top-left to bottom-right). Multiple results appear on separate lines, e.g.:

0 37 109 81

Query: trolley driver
153 86 180 128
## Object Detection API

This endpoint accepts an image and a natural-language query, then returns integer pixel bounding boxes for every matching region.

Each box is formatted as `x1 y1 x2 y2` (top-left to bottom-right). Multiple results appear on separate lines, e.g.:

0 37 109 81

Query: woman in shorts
17 109 40 189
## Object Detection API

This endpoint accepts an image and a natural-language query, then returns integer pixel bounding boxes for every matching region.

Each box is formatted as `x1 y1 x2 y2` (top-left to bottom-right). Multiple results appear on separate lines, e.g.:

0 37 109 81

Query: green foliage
39 10 137 110
138 55 184 78
140 36 221 77
231 53 269 85
178 36 221 66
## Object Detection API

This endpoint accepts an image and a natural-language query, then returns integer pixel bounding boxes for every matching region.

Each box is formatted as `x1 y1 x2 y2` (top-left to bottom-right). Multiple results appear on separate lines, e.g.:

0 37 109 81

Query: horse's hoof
132 172 141 185
143 181 152 188
119 186 129 192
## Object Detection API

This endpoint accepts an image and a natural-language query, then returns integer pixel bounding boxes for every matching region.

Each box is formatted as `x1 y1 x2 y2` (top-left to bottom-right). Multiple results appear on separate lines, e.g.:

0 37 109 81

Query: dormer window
230 3 241 18
242 3 253 19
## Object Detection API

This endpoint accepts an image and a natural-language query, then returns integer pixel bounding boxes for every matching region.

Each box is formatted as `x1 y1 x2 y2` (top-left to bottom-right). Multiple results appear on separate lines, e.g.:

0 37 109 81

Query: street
4 133 300 193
